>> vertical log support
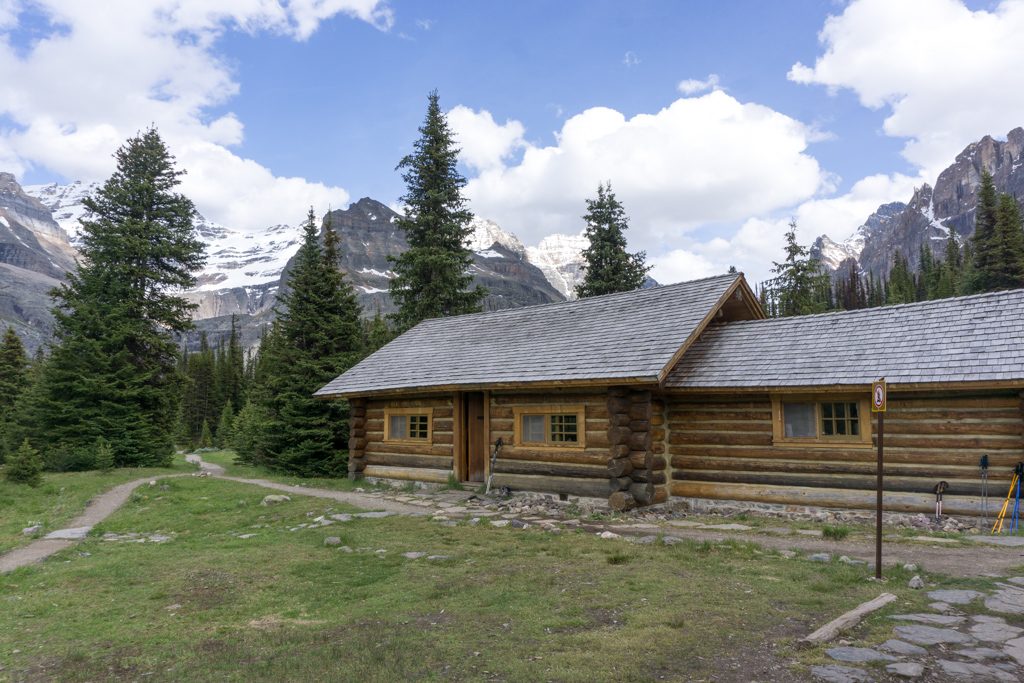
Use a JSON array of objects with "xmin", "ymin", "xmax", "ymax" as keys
[
  {"xmin": 607, "ymin": 388, "xmax": 655, "ymax": 511},
  {"xmin": 348, "ymin": 398, "xmax": 367, "ymax": 480}
]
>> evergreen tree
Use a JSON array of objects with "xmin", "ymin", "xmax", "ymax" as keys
[
  {"xmin": 94, "ymin": 437, "xmax": 115, "ymax": 471},
  {"xmin": 967, "ymin": 170, "xmax": 1001, "ymax": 293},
  {"xmin": 389, "ymin": 90, "xmax": 485, "ymax": 331},
  {"xmin": 575, "ymin": 182, "xmax": 650, "ymax": 298},
  {"xmin": 179, "ymin": 334, "xmax": 217, "ymax": 447},
  {"xmin": 0, "ymin": 327, "xmax": 28, "ymax": 460},
  {"xmin": 363, "ymin": 306, "xmax": 394, "ymax": 353},
  {"xmin": 935, "ymin": 233, "xmax": 962, "ymax": 299},
  {"xmin": 215, "ymin": 401, "xmax": 234, "ymax": 449},
  {"xmin": 990, "ymin": 193, "xmax": 1024, "ymax": 290},
  {"xmin": 25, "ymin": 129, "xmax": 205, "ymax": 467},
  {"xmin": 199, "ymin": 420, "xmax": 212, "ymax": 448},
  {"xmin": 765, "ymin": 221, "xmax": 832, "ymax": 317},
  {"xmin": 231, "ymin": 399, "xmax": 267, "ymax": 463},
  {"xmin": 255, "ymin": 209, "xmax": 363, "ymax": 476},
  {"xmin": 886, "ymin": 252, "xmax": 916, "ymax": 304},
  {"xmin": 5, "ymin": 439, "xmax": 43, "ymax": 486}
]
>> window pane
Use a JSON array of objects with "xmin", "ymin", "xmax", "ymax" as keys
[
  {"xmin": 522, "ymin": 415, "xmax": 545, "ymax": 442},
  {"xmin": 389, "ymin": 415, "xmax": 407, "ymax": 439},
  {"xmin": 849, "ymin": 403, "xmax": 858, "ymax": 418},
  {"xmin": 836, "ymin": 420, "xmax": 847, "ymax": 435},
  {"xmin": 550, "ymin": 414, "xmax": 578, "ymax": 443},
  {"xmin": 834, "ymin": 403, "xmax": 846, "ymax": 419},
  {"xmin": 822, "ymin": 403, "xmax": 833, "ymax": 419},
  {"xmin": 409, "ymin": 415, "xmax": 429, "ymax": 439},
  {"xmin": 850, "ymin": 420, "xmax": 860, "ymax": 436},
  {"xmin": 822, "ymin": 421, "xmax": 834, "ymax": 436},
  {"xmin": 783, "ymin": 403, "xmax": 816, "ymax": 437}
]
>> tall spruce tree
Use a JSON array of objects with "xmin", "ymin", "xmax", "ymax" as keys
[
  {"xmin": 389, "ymin": 90, "xmax": 485, "ymax": 331},
  {"xmin": 24, "ymin": 129, "xmax": 205, "ymax": 467},
  {"xmin": 255, "ymin": 209, "xmax": 363, "ymax": 476},
  {"xmin": 991, "ymin": 193, "xmax": 1024, "ymax": 290},
  {"xmin": 0, "ymin": 327, "xmax": 28, "ymax": 460},
  {"xmin": 575, "ymin": 182, "xmax": 650, "ymax": 298},
  {"xmin": 766, "ymin": 221, "xmax": 832, "ymax": 317},
  {"xmin": 886, "ymin": 252, "xmax": 916, "ymax": 304},
  {"xmin": 967, "ymin": 170, "xmax": 1001, "ymax": 293}
]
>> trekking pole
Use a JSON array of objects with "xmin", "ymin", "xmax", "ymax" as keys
[
  {"xmin": 980, "ymin": 454, "xmax": 990, "ymax": 523},
  {"xmin": 484, "ymin": 438, "xmax": 503, "ymax": 495},
  {"xmin": 1013, "ymin": 463, "xmax": 1024, "ymax": 533},
  {"xmin": 934, "ymin": 481, "xmax": 948, "ymax": 521},
  {"xmin": 992, "ymin": 471, "xmax": 1019, "ymax": 534}
]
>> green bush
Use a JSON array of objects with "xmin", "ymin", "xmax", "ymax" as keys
[
  {"xmin": 94, "ymin": 437, "xmax": 115, "ymax": 471},
  {"xmin": 822, "ymin": 524, "xmax": 851, "ymax": 541},
  {"xmin": 5, "ymin": 438, "xmax": 43, "ymax": 486}
]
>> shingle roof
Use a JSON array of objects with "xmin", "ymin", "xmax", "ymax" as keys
[
  {"xmin": 316, "ymin": 273, "xmax": 744, "ymax": 397},
  {"xmin": 665, "ymin": 288, "xmax": 1024, "ymax": 389}
]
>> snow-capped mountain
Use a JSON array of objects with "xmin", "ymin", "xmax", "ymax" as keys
[
  {"xmin": 25, "ymin": 179, "xmax": 98, "ymax": 242},
  {"xmin": 526, "ymin": 232, "xmax": 589, "ymax": 299}
]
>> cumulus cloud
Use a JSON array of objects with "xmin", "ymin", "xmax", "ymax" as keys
[
  {"xmin": 677, "ymin": 74, "xmax": 720, "ymax": 95},
  {"xmin": 0, "ymin": 0, "xmax": 391, "ymax": 230},
  {"xmin": 622, "ymin": 51, "xmax": 640, "ymax": 67},
  {"xmin": 789, "ymin": 0, "xmax": 1024, "ymax": 176},
  {"xmin": 457, "ymin": 90, "xmax": 829, "ymax": 253},
  {"xmin": 447, "ymin": 106, "xmax": 525, "ymax": 173}
]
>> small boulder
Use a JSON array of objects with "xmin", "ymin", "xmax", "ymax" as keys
[
  {"xmin": 338, "ymin": 546, "xmax": 353, "ymax": 553},
  {"xmin": 510, "ymin": 519, "xmax": 529, "ymax": 529},
  {"xmin": 21, "ymin": 524, "xmax": 42, "ymax": 536},
  {"xmin": 809, "ymin": 553, "xmax": 832, "ymax": 563},
  {"xmin": 886, "ymin": 662, "xmax": 924, "ymax": 679},
  {"xmin": 261, "ymin": 495, "xmax": 291, "ymax": 506},
  {"xmin": 402, "ymin": 551, "xmax": 426, "ymax": 559},
  {"xmin": 598, "ymin": 531, "xmax": 621, "ymax": 540},
  {"xmin": 908, "ymin": 575, "xmax": 925, "ymax": 589},
  {"xmin": 902, "ymin": 563, "xmax": 919, "ymax": 572},
  {"xmin": 323, "ymin": 536, "xmax": 342, "ymax": 546}
]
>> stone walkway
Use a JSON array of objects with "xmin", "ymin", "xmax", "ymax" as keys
[{"xmin": 812, "ymin": 582, "xmax": 1024, "ymax": 681}]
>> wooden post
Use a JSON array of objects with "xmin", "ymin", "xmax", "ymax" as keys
[{"xmin": 875, "ymin": 410, "xmax": 883, "ymax": 580}]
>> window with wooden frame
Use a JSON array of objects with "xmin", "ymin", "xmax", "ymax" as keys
[
  {"xmin": 384, "ymin": 407, "xmax": 433, "ymax": 443},
  {"xmin": 770, "ymin": 396, "xmax": 871, "ymax": 447},
  {"xmin": 512, "ymin": 405, "xmax": 586, "ymax": 448}
]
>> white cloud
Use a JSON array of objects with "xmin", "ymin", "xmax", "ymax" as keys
[
  {"xmin": 458, "ymin": 90, "xmax": 829, "ymax": 253},
  {"xmin": 622, "ymin": 51, "xmax": 640, "ymax": 67},
  {"xmin": 447, "ymin": 106, "xmax": 525, "ymax": 173},
  {"xmin": 677, "ymin": 74, "xmax": 720, "ymax": 95},
  {"xmin": 0, "ymin": 0, "xmax": 391, "ymax": 230},
  {"xmin": 789, "ymin": 0, "xmax": 1024, "ymax": 176}
]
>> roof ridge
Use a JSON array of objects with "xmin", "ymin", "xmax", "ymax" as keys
[
  {"xmin": 416, "ymin": 272, "xmax": 739, "ymax": 328},
  {"xmin": 711, "ymin": 286, "xmax": 1024, "ymax": 329}
]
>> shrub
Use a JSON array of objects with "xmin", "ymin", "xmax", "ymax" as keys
[
  {"xmin": 94, "ymin": 437, "xmax": 115, "ymax": 471},
  {"xmin": 823, "ymin": 524, "xmax": 851, "ymax": 541},
  {"xmin": 5, "ymin": 438, "xmax": 43, "ymax": 486}
]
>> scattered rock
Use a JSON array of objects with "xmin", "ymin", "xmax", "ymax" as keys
[
  {"xmin": 21, "ymin": 525, "xmax": 41, "ymax": 536},
  {"xmin": 427, "ymin": 555, "xmax": 450, "ymax": 561},
  {"xmin": 970, "ymin": 620, "xmax": 1023, "ymax": 643},
  {"xmin": 1006, "ymin": 577, "xmax": 1024, "ymax": 586},
  {"xmin": 662, "ymin": 536, "xmax": 684, "ymax": 546},
  {"xmin": 165, "ymin": 603, "xmax": 182, "ymax": 611},
  {"xmin": 902, "ymin": 563, "xmax": 919, "ymax": 572},
  {"xmin": 809, "ymin": 553, "xmax": 831, "ymax": 563},
  {"xmin": 402, "ymin": 551, "xmax": 426, "ymax": 559},
  {"xmin": 237, "ymin": 534, "xmax": 256, "ymax": 539},
  {"xmin": 43, "ymin": 527, "xmax": 90, "ymax": 540},
  {"xmin": 797, "ymin": 529, "xmax": 824, "ymax": 537},
  {"xmin": 1003, "ymin": 635, "xmax": 1024, "ymax": 665},
  {"xmin": 330, "ymin": 514, "xmax": 353, "ymax": 522},
  {"xmin": 338, "ymin": 546, "xmax": 353, "ymax": 553},
  {"xmin": 908, "ymin": 575, "xmax": 925, "ymax": 589},
  {"xmin": 260, "ymin": 495, "xmax": 290, "ymax": 506},
  {"xmin": 697, "ymin": 523, "xmax": 752, "ymax": 531},
  {"xmin": 886, "ymin": 662, "xmax": 925, "ymax": 679},
  {"xmin": 888, "ymin": 613, "xmax": 964, "ymax": 626},
  {"xmin": 825, "ymin": 646, "xmax": 897, "ymax": 663},
  {"xmin": 936, "ymin": 659, "xmax": 1018, "ymax": 681},
  {"xmin": 985, "ymin": 585, "xmax": 1024, "ymax": 615},
  {"xmin": 629, "ymin": 535, "xmax": 658, "ymax": 545},
  {"xmin": 955, "ymin": 647, "xmax": 1011, "ymax": 661},
  {"xmin": 810, "ymin": 664, "xmax": 873, "ymax": 682},
  {"xmin": 929, "ymin": 602, "xmax": 952, "ymax": 611},
  {"xmin": 927, "ymin": 589, "xmax": 982, "ymax": 605},
  {"xmin": 838, "ymin": 555, "xmax": 866, "ymax": 566},
  {"xmin": 598, "ymin": 531, "xmax": 621, "ymax": 540},
  {"xmin": 879, "ymin": 639, "xmax": 928, "ymax": 656},
  {"xmin": 355, "ymin": 511, "xmax": 394, "ymax": 519},
  {"xmin": 779, "ymin": 550, "xmax": 797, "ymax": 559},
  {"xmin": 894, "ymin": 624, "xmax": 973, "ymax": 645},
  {"xmin": 510, "ymin": 519, "xmax": 529, "ymax": 529},
  {"xmin": 323, "ymin": 537, "xmax": 342, "ymax": 546},
  {"xmin": 490, "ymin": 520, "xmax": 510, "ymax": 528}
]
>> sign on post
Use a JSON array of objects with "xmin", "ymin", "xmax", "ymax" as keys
[{"xmin": 872, "ymin": 377, "xmax": 886, "ymax": 579}]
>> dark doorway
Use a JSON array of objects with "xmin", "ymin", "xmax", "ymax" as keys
[{"xmin": 462, "ymin": 392, "xmax": 486, "ymax": 482}]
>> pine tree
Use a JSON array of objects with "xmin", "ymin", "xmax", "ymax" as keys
[
  {"xmin": 991, "ymin": 193, "xmax": 1024, "ymax": 290},
  {"xmin": 94, "ymin": 437, "xmax": 115, "ymax": 471},
  {"xmin": 231, "ymin": 399, "xmax": 267, "ymax": 463},
  {"xmin": 26, "ymin": 129, "xmax": 205, "ymax": 467},
  {"xmin": 389, "ymin": 90, "xmax": 485, "ymax": 331},
  {"xmin": 766, "ymin": 221, "xmax": 832, "ymax": 317},
  {"xmin": 886, "ymin": 252, "xmax": 916, "ymax": 304},
  {"xmin": 967, "ymin": 170, "xmax": 1001, "ymax": 293},
  {"xmin": 934, "ymin": 233, "xmax": 962, "ymax": 300},
  {"xmin": 0, "ymin": 327, "xmax": 28, "ymax": 461},
  {"xmin": 363, "ymin": 306, "xmax": 394, "ymax": 354},
  {"xmin": 216, "ymin": 401, "xmax": 234, "ymax": 449},
  {"xmin": 575, "ymin": 182, "xmax": 650, "ymax": 298},
  {"xmin": 255, "ymin": 209, "xmax": 363, "ymax": 476},
  {"xmin": 179, "ymin": 334, "xmax": 217, "ymax": 447},
  {"xmin": 5, "ymin": 438, "xmax": 43, "ymax": 486}
]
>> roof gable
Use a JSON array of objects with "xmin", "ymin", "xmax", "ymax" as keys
[
  {"xmin": 317, "ymin": 273, "xmax": 758, "ymax": 398},
  {"xmin": 665, "ymin": 288, "xmax": 1024, "ymax": 389}
]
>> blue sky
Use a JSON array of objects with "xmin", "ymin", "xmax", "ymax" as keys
[{"xmin": 0, "ymin": 0, "xmax": 1020, "ymax": 283}]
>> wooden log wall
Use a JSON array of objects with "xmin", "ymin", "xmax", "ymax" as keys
[
  {"xmin": 607, "ymin": 388, "xmax": 665, "ymax": 510},
  {"xmin": 667, "ymin": 391, "xmax": 1024, "ymax": 516},
  {"xmin": 487, "ymin": 392, "xmax": 609, "ymax": 498},
  {"xmin": 347, "ymin": 398, "xmax": 367, "ymax": 480},
  {"xmin": 361, "ymin": 396, "xmax": 454, "ymax": 482}
]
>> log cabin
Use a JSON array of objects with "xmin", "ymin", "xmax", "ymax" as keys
[{"xmin": 316, "ymin": 272, "xmax": 1024, "ymax": 516}]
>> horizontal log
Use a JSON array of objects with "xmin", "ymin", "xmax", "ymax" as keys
[
  {"xmin": 489, "ymin": 473, "xmax": 607, "ymax": 498},
  {"xmin": 608, "ymin": 458, "xmax": 633, "ymax": 477},
  {"xmin": 669, "ymin": 432, "xmax": 774, "ymax": 447},
  {"xmin": 650, "ymin": 427, "xmax": 666, "ymax": 441},
  {"xmin": 433, "ymin": 419, "xmax": 453, "ymax": 433},
  {"xmin": 668, "ymin": 410, "xmax": 773, "ymax": 422},
  {"xmin": 349, "ymin": 437, "xmax": 367, "ymax": 451},
  {"xmin": 880, "ymin": 419, "xmax": 1021, "ymax": 436},
  {"xmin": 611, "ymin": 444, "xmax": 630, "ymax": 458},
  {"xmin": 652, "ymin": 486, "xmax": 668, "ymax": 505},
  {"xmin": 628, "ymin": 432, "xmax": 648, "ymax": 451},
  {"xmin": 363, "ymin": 465, "xmax": 451, "ymax": 484},
  {"xmin": 879, "ymin": 434, "xmax": 1020, "ymax": 450},
  {"xmin": 608, "ymin": 397, "xmax": 631, "ymax": 415},
  {"xmin": 629, "ymin": 481, "xmax": 654, "ymax": 505},
  {"xmin": 650, "ymin": 455, "xmax": 666, "ymax": 471},
  {"xmin": 498, "ymin": 447, "xmax": 609, "ymax": 466},
  {"xmin": 433, "ymin": 432, "xmax": 453, "ymax": 446},
  {"xmin": 493, "ymin": 393, "xmax": 604, "ymax": 407},
  {"xmin": 651, "ymin": 413, "xmax": 665, "ymax": 427},
  {"xmin": 884, "ymin": 408, "xmax": 1020, "ymax": 420},
  {"xmin": 667, "ymin": 444, "xmax": 1024, "ymax": 465},
  {"xmin": 629, "ymin": 391, "xmax": 651, "ymax": 403},
  {"xmin": 494, "ymin": 459, "xmax": 608, "ymax": 479},
  {"xmin": 670, "ymin": 481, "xmax": 991, "ymax": 516},
  {"xmin": 668, "ymin": 402, "xmax": 772, "ymax": 414},
  {"xmin": 608, "ymin": 426, "xmax": 632, "ymax": 446},
  {"xmin": 675, "ymin": 469, "xmax": 991, "ymax": 496},
  {"xmin": 631, "ymin": 470, "xmax": 666, "ymax": 485},
  {"xmin": 671, "ymin": 455, "xmax": 1016, "ymax": 482},
  {"xmin": 490, "ymin": 418, "xmax": 514, "ymax": 432},
  {"xmin": 365, "ymin": 441, "xmax": 452, "ymax": 457},
  {"xmin": 629, "ymin": 450, "xmax": 651, "ymax": 469},
  {"xmin": 629, "ymin": 419, "xmax": 650, "ymax": 432},
  {"xmin": 651, "ymin": 442, "xmax": 666, "ymax": 455},
  {"xmin": 628, "ymin": 404, "xmax": 649, "ymax": 421},
  {"xmin": 364, "ymin": 452, "xmax": 453, "ymax": 470},
  {"xmin": 669, "ymin": 420, "xmax": 772, "ymax": 433},
  {"xmin": 610, "ymin": 476, "xmax": 632, "ymax": 493}
]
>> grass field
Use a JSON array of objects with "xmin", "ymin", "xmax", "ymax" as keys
[
  {"xmin": 0, "ymin": 468, "xmax": 977, "ymax": 682},
  {"xmin": 0, "ymin": 460, "xmax": 192, "ymax": 555}
]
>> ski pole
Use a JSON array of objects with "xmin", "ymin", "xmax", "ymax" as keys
[
  {"xmin": 980, "ymin": 454, "xmax": 989, "ymax": 522},
  {"xmin": 992, "ymin": 472, "xmax": 1018, "ymax": 534},
  {"xmin": 484, "ymin": 438, "xmax": 503, "ymax": 495},
  {"xmin": 934, "ymin": 481, "xmax": 948, "ymax": 521}
]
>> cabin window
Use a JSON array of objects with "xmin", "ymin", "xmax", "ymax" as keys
[
  {"xmin": 512, "ymin": 405, "xmax": 586, "ymax": 448},
  {"xmin": 384, "ymin": 407, "xmax": 433, "ymax": 442},
  {"xmin": 772, "ymin": 397, "xmax": 870, "ymax": 447}
]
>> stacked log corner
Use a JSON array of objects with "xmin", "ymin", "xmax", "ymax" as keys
[
  {"xmin": 348, "ymin": 398, "xmax": 367, "ymax": 480},
  {"xmin": 607, "ymin": 388, "xmax": 665, "ymax": 511}
]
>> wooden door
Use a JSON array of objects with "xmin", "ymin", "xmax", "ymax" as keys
[{"xmin": 464, "ymin": 392, "xmax": 486, "ymax": 482}]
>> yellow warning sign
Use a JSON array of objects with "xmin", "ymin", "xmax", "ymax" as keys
[{"xmin": 871, "ymin": 378, "xmax": 887, "ymax": 413}]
